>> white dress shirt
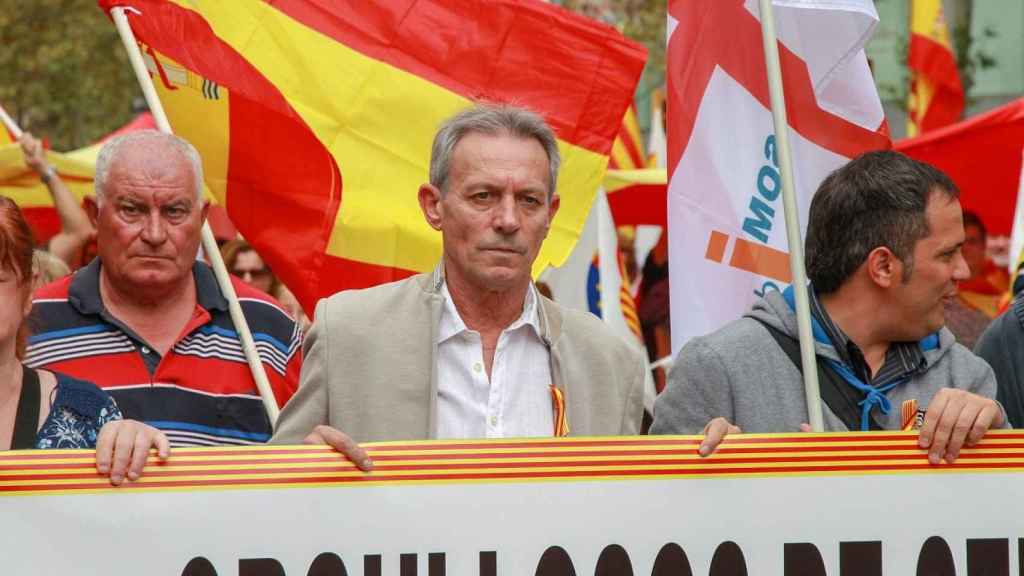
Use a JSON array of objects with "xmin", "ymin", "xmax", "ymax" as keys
[{"xmin": 435, "ymin": 282, "xmax": 554, "ymax": 439}]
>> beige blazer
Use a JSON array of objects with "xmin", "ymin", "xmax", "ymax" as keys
[{"xmin": 272, "ymin": 266, "xmax": 647, "ymax": 443}]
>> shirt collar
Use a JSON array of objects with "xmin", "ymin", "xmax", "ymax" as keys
[
  {"xmin": 437, "ymin": 281, "xmax": 541, "ymax": 343},
  {"xmin": 68, "ymin": 258, "xmax": 227, "ymax": 316},
  {"xmin": 805, "ymin": 286, "xmax": 928, "ymax": 382}
]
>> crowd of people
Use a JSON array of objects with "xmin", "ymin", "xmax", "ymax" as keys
[{"xmin": 2, "ymin": 102, "xmax": 1020, "ymax": 483}]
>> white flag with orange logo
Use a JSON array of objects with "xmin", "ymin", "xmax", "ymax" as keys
[{"xmin": 666, "ymin": 0, "xmax": 891, "ymax": 354}]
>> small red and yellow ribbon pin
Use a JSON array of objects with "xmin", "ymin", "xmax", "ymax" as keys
[
  {"xmin": 550, "ymin": 385, "xmax": 570, "ymax": 437},
  {"xmin": 901, "ymin": 399, "xmax": 925, "ymax": 431}
]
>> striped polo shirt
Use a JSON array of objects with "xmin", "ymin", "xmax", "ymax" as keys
[{"xmin": 27, "ymin": 259, "xmax": 302, "ymax": 447}]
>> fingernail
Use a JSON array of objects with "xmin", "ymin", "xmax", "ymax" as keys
[
  {"xmin": 128, "ymin": 472, "xmax": 139, "ymax": 481},
  {"xmin": 698, "ymin": 445, "xmax": 709, "ymax": 457},
  {"xmin": 928, "ymin": 453, "xmax": 940, "ymax": 465},
  {"xmin": 918, "ymin": 437, "xmax": 929, "ymax": 448},
  {"xmin": 111, "ymin": 475, "xmax": 123, "ymax": 484},
  {"xmin": 97, "ymin": 465, "xmax": 108, "ymax": 473}
]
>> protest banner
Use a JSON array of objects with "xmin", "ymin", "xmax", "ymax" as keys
[{"xmin": 4, "ymin": 431, "xmax": 1024, "ymax": 575}]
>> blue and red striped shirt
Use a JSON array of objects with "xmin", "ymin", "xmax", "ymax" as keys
[{"xmin": 27, "ymin": 260, "xmax": 301, "ymax": 447}]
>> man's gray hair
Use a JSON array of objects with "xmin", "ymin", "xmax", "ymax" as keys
[
  {"xmin": 94, "ymin": 130, "xmax": 204, "ymax": 204},
  {"xmin": 429, "ymin": 104, "xmax": 561, "ymax": 198}
]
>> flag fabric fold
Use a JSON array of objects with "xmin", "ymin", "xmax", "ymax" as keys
[
  {"xmin": 666, "ymin": 0, "xmax": 890, "ymax": 354},
  {"xmin": 98, "ymin": 0, "xmax": 647, "ymax": 314},
  {"xmin": 896, "ymin": 97, "xmax": 1024, "ymax": 238}
]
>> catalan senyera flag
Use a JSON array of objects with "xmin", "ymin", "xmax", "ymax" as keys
[
  {"xmin": 98, "ymin": 0, "xmax": 647, "ymax": 314},
  {"xmin": 609, "ymin": 104, "xmax": 647, "ymax": 170},
  {"xmin": 907, "ymin": 0, "xmax": 964, "ymax": 137},
  {"xmin": 667, "ymin": 0, "xmax": 890, "ymax": 353}
]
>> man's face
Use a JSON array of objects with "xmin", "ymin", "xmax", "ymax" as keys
[
  {"xmin": 424, "ymin": 132, "xmax": 559, "ymax": 293},
  {"xmin": 889, "ymin": 191, "xmax": 970, "ymax": 339},
  {"xmin": 94, "ymin": 143, "xmax": 206, "ymax": 297},
  {"xmin": 961, "ymin": 222, "xmax": 986, "ymax": 279}
]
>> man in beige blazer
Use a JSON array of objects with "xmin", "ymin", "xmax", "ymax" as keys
[{"xmin": 272, "ymin": 104, "xmax": 646, "ymax": 468}]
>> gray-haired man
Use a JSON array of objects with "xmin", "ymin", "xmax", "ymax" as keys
[
  {"xmin": 30, "ymin": 130, "xmax": 303, "ymax": 464},
  {"xmin": 273, "ymin": 104, "xmax": 646, "ymax": 466}
]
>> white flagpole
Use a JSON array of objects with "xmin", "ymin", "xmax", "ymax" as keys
[
  {"xmin": 596, "ymin": 188, "xmax": 618, "ymax": 328},
  {"xmin": 0, "ymin": 103, "xmax": 24, "ymax": 139},
  {"xmin": 1007, "ymin": 149, "xmax": 1024, "ymax": 278},
  {"xmin": 110, "ymin": 6, "xmax": 280, "ymax": 425},
  {"xmin": 757, "ymin": 0, "xmax": 824, "ymax": 431}
]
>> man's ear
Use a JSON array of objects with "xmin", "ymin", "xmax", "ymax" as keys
[
  {"xmin": 418, "ymin": 184, "xmax": 444, "ymax": 231},
  {"xmin": 865, "ymin": 246, "xmax": 900, "ymax": 288},
  {"xmin": 83, "ymin": 196, "xmax": 99, "ymax": 227}
]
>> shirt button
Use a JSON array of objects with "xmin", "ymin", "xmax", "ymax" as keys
[
  {"xmin": 473, "ymin": 362, "xmax": 482, "ymax": 373},
  {"xmin": 141, "ymin": 346, "xmax": 150, "ymax": 354}
]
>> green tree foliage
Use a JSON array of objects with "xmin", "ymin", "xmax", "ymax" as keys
[
  {"xmin": 0, "ymin": 0, "xmax": 141, "ymax": 150},
  {"xmin": 559, "ymin": 0, "xmax": 666, "ymax": 74},
  {"xmin": 612, "ymin": 0, "xmax": 666, "ymax": 76}
]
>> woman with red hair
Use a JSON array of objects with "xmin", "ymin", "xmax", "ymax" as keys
[{"xmin": 0, "ymin": 196, "xmax": 167, "ymax": 483}]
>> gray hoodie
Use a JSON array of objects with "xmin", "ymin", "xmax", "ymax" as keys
[{"xmin": 651, "ymin": 290, "xmax": 999, "ymax": 434}]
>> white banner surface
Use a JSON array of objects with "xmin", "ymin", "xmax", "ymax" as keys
[{"xmin": 3, "ymin": 432, "xmax": 1024, "ymax": 575}]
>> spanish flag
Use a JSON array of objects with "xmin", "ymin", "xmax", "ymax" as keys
[
  {"xmin": 907, "ymin": 0, "xmax": 964, "ymax": 137},
  {"xmin": 0, "ymin": 136, "xmax": 96, "ymax": 244},
  {"xmin": 98, "ymin": 0, "xmax": 647, "ymax": 315}
]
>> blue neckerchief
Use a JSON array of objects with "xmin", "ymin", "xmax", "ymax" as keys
[{"xmin": 779, "ymin": 285, "xmax": 938, "ymax": 430}]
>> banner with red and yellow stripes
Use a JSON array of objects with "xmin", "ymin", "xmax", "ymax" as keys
[
  {"xmin": 907, "ymin": 0, "xmax": 964, "ymax": 136},
  {"xmin": 98, "ymin": 0, "xmax": 647, "ymax": 314},
  {"xmin": 4, "ymin": 432, "xmax": 1024, "ymax": 574}
]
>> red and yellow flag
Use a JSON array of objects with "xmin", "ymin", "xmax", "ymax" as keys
[
  {"xmin": 608, "ymin": 103, "xmax": 646, "ymax": 170},
  {"xmin": 0, "ymin": 142, "xmax": 95, "ymax": 245},
  {"xmin": 907, "ymin": 0, "xmax": 964, "ymax": 136},
  {"xmin": 0, "ymin": 113, "xmax": 158, "ymax": 243},
  {"xmin": 97, "ymin": 0, "xmax": 647, "ymax": 314},
  {"xmin": 603, "ymin": 168, "xmax": 667, "ymax": 228}
]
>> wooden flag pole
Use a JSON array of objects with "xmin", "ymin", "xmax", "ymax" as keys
[
  {"xmin": 110, "ymin": 6, "xmax": 281, "ymax": 425},
  {"xmin": 757, "ymin": 0, "xmax": 824, "ymax": 431}
]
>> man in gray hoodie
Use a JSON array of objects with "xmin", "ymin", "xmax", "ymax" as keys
[{"xmin": 652, "ymin": 151, "xmax": 1004, "ymax": 465}]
